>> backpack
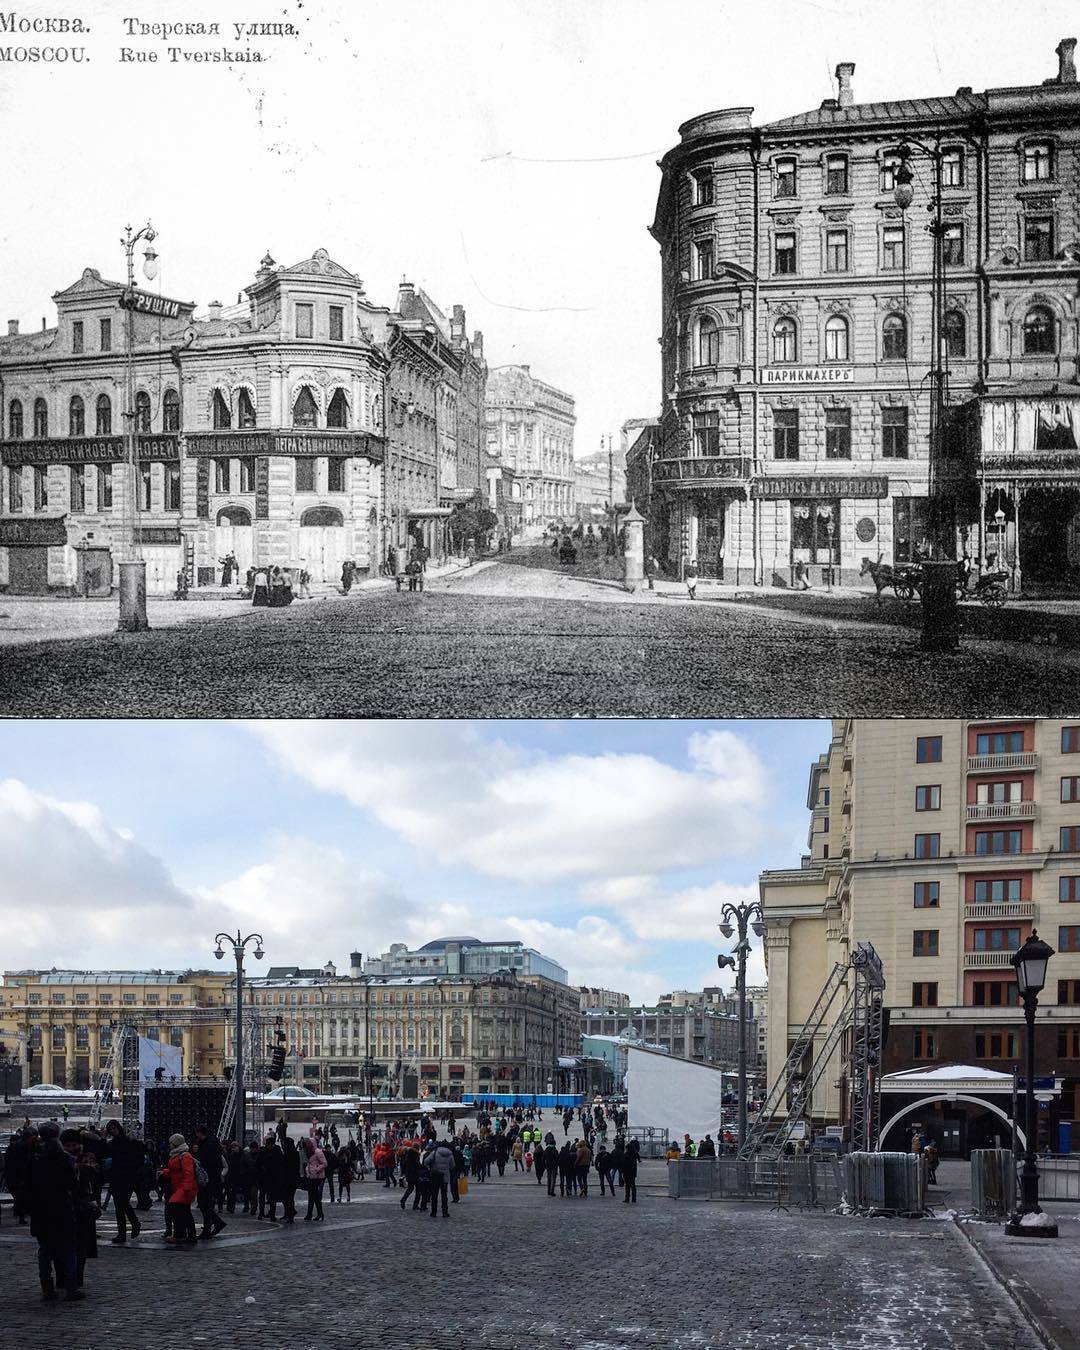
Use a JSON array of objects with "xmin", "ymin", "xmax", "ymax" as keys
[{"xmin": 191, "ymin": 1155, "xmax": 209, "ymax": 1189}]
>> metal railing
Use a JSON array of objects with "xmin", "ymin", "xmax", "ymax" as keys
[
  {"xmin": 841, "ymin": 1151, "xmax": 927, "ymax": 1216},
  {"xmin": 964, "ymin": 902, "xmax": 1035, "ymax": 920},
  {"xmin": 963, "ymin": 951, "xmax": 1016, "ymax": 968},
  {"xmin": 971, "ymin": 1148, "xmax": 1016, "ymax": 1218},
  {"xmin": 667, "ymin": 1156, "xmax": 843, "ymax": 1209},
  {"xmin": 965, "ymin": 801, "xmax": 1036, "ymax": 821},
  {"xmin": 1039, "ymin": 1155, "xmax": 1080, "ymax": 1201},
  {"xmin": 966, "ymin": 752, "xmax": 1038, "ymax": 772}
]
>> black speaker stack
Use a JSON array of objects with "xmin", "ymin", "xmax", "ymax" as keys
[{"xmin": 143, "ymin": 1084, "xmax": 229, "ymax": 1146}]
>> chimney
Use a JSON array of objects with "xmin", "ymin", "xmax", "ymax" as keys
[
  {"xmin": 208, "ymin": 300, "xmax": 223, "ymax": 321},
  {"xmin": 6, "ymin": 319, "xmax": 17, "ymax": 336},
  {"xmin": 835, "ymin": 62, "xmax": 855, "ymax": 108},
  {"xmin": 1057, "ymin": 37, "xmax": 1077, "ymax": 83},
  {"xmin": 451, "ymin": 304, "xmax": 465, "ymax": 341},
  {"xmin": 349, "ymin": 951, "xmax": 363, "ymax": 978}
]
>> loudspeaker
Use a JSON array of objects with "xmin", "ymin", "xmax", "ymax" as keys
[{"xmin": 143, "ymin": 1084, "xmax": 229, "ymax": 1146}]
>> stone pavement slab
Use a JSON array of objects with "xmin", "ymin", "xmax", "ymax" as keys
[{"xmin": 0, "ymin": 1168, "xmax": 1044, "ymax": 1349}]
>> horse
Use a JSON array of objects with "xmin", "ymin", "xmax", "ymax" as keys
[{"xmin": 860, "ymin": 555, "xmax": 920, "ymax": 606}]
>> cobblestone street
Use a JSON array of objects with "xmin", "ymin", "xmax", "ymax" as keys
[
  {"xmin": 1, "ymin": 558, "xmax": 1076, "ymax": 716},
  {"xmin": 0, "ymin": 1169, "xmax": 1043, "ymax": 1350}
]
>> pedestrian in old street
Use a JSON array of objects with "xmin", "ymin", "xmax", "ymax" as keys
[
  {"xmin": 622, "ymin": 1139, "xmax": 639, "ymax": 1204},
  {"xmin": 28, "ymin": 1122, "xmax": 81, "ymax": 1301},
  {"xmin": 594, "ymin": 1143, "xmax": 612, "ymax": 1196},
  {"xmin": 575, "ymin": 1138, "xmax": 592, "ymax": 1197},
  {"xmin": 252, "ymin": 566, "xmax": 269, "ymax": 607},
  {"xmin": 104, "ymin": 1120, "xmax": 142, "ymax": 1244},
  {"xmin": 924, "ymin": 1140, "xmax": 939, "ymax": 1184},
  {"xmin": 193, "ymin": 1124, "xmax": 227, "ymax": 1240},
  {"xmin": 424, "ymin": 1138, "xmax": 455, "ymax": 1218},
  {"xmin": 511, "ymin": 1137, "xmax": 523, "ymax": 1171},
  {"xmin": 400, "ymin": 1142, "xmax": 422, "ymax": 1211},
  {"xmin": 302, "ymin": 1138, "xmax": 327, "ymax": 1221},
  {"xmin": 278, "ymin": 1136, "xmax": 300, "ymax": 1223},
  {"xmin": 341, "ymin": 560, "xmax": 355, "ymax": 594},
  {"xmin": 160, "ymin": 1133, "xmax": 199, "ymax": 1247},
  {"xmin": 337, "ymin": 1148, "xmax": 353, "ymax": 1202},
  {"xmin": 62, "ymin": 1130, "xmax": 100, "ymax": 1292},
  {"xmin": 685, "ymin": 557, "xmax": 699, "ymax": 600}
]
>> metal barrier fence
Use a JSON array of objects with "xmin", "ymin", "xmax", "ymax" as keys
[
  {"xmin": 1039, "ymin": 1155, "xmax": 1080, "ymax": 1201},
  {"xmin": 970, "ymin": 1148, "xmax": 1016, "ymax": 1219},
  {"xmin": 624, "ymin": 1126, "xmax": 669, "ymax": 1160},
  {"xmin": 667, "ymin": 1156, "xmax": 842, "ymax": 1208},
  {"xmin": 842, "ymin": 1151, "xmax": 926, "ymax": 1216}
]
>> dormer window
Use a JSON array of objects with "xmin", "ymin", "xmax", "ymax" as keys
[
  {"xmin": 329, "ymin": 305, "xmax": 344, "ymax": 341},
  {"xmin": 825, "ymin": 154, "xmax": 849, "ymax": 195},
  {"xmin": 692, "ymin": 169, "xmax": 714, "ymax": 207},
  {"xmin": 774, "ymin": 157, "xmax": 797, "ymax": 199},
  {"xmin": 941, "ymin": 148, "xmax": 964, "ymax": 188},
  {"xmin": 100, "ymin": 318, "xmax": 112, "ymax": 352},
  {"xmin": 295, "ymin": 303, "xmax": 314, "ymax": 339},
  {"xmin": 72, "ymin": 321, "xmax": 84, "ymax": 354},
  {"xmin": 1023, "ymin": 141, "xmax": 1053, "ymax": 182}
]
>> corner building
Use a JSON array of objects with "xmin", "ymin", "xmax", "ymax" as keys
[
  {"xmin": 649, "ymin": 40, "xmax": 1080, "ymax": 586},
  {"xmin": 761, "ymin": 719, "xmax": 1080, "ymax": 1153}
]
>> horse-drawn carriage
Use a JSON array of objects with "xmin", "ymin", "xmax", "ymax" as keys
[{"xmin": 860, "ymin": 557, "xmax": 1009, "ymax": 608}]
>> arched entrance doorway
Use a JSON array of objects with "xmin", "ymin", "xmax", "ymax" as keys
[
  {"xmin": 215, "ymin": 505, "xmax": 254, "ymax": 582},
  {"xmin": 298, "ymin": 505, "xmax": 346, "ymax": 583},
  {"xmin": 879, "ymin": 1093, "xmax": 1025, "ymax": 1154}
]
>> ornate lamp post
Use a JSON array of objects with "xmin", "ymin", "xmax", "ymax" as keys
[
  {"xmin": 892, "ymin": 143, "xmax": 960, "ymax": 652},
  {"xmin": 117, "ymin": 221, "xmax": 159, "ymax": 633},
  {"xmin": 719, "ymin": 900, "xmax": 766, "ymax": 1149},
  {"xmin": 214, "ymin": 930, "xmax": 264, "ymax": 1147},
  {"xmin": 1006, "ymin": 931, "xmax": 1058, "ymax": 1237}
]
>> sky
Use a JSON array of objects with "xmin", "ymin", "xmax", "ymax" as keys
[
  {"xmin": 1, "ymin": 0, "xmax": 1076, "ymax": 460},
  {"xmin": 0, "ymin": 719, "xmax": 830, "ymax": 1001}
]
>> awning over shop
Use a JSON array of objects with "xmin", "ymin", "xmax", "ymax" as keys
[{"xmin": 406, "ymin": 507, "xmax": 453, "ymax": 519}]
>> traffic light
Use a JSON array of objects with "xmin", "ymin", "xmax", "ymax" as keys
[{"xmin": 268, "ymin": 1046, "xmax": 286, "ymax": 1081}]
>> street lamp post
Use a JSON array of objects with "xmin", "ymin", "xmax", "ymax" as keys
[
  {"xmin": 892, "ymin": 142, "xmax": 960, "ymax": 652},
  {"xmin": 117, "ymin": 221, "xmax": 159, "ymax": 633},
  {"xmin": 994, "ymin": 505, "xmax": 1007, "ymax": 575},
  {"xmin": 214, "ymin": 930, "xmax": 265, "ymax": 1148},
  {"xmin": 719, "ymin": 901, "xmax": 766, "ymax": 1149},
  {"xmin": 1006, "ymin": 931, "xmax": 1058, "ymax": 1238}
]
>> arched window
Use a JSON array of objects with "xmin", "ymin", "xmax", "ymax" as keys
[
  {"xmin": 96, "ymin": 394, "xmax": 112, "ymax": 436},
  {"xmin": 824, "ymin": 315, "xmax": 849, "ymax": 362},
  {"xmin": 212, "ymin": 389, "xmax": 231, "ymax": 429},
  {"xmin": 945, "ymin": 310, "xmax": 966, "ymax": 358},
  {"xmin": 773, "ymin": 317, "xmax": 797, "ymax": 363},
  {"xmin": 162, "ymin": 388, "xmax": 180, "ymax": 432},
  {"xmin": 292, "ymin": 387, "xmax": 318, "ymax": 428},
  {"xmin": 1023, "ymin": 305, "xmax": 1055, "ymax": 355},
  {"xmin": 69, "ymin": 395, "xmax": 85, "ymax": 437},
  {"xmin": 697, "ymin": 315, "xmax": 720, "ymax": 366},
  {"xmin": 8, "ymin": 399, "xmax": 23, "ymax": 439},
  {"xmin": 237, "ymin": 389, "xmax": 256, "ymax": 429},
  {"xmin": 33, "ymin": 398, "xmax": 48, "ymax": 438},
  {"xmin": 135, "ymin": 390, "xmax": 151, "ymax": 433},
  {"xmin": 326, "ymin": 388, "xmax": 349, "ymax": 428},
  {"xmin": 882, "ymin": 313, "xmax": 907, "ymax": 360}
]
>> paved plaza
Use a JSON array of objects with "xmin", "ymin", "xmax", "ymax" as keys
[
  {"xmin": 0, "ymin": 1164, "xmax": 1048, "ymax": 1350},
  {"xmin": 1, "ymin": 555, "xmax": 1077, "ymax": 717}
]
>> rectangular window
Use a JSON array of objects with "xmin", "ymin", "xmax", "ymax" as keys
[
  {"xmin": 774, "ymin": 158, "xmax": 797, "ymax": 198},
  {"xmin": 976, "ymin": 781, "xmax": 1022, "ymax": 805},
  {"xmin": 880, "ymin": 154, "xmax": 901, "ymax": 193},
  {"xmin": 913, "ymin": 929, "xmax": 939, "ymax": 956},
  {"xmin": 893, "ymin": 497, "xmax": 930, "ymax": 564},
  {"xmin": 100, "ymin": 318, "xmax": 112, "ymax": 352},
  {"xmin": 329, "ymin": 305, "xmax": 344, "ymax": 341},
  {"xmin": 972, "ymin": 927, "xmax": 1021, "ymax": 951},
  {"xmin": 1060, "ymin": 876, "xmax": 1080, "ymax": 902},
  {"xmin": 1064, "ymin": 727, "xmax": 1080, "ymax": 753},
  {"xmin": 914, "ymin": 881, "xmax": 939, "ymax": 908},
  {"xmin": 1024, "ymin": 216, "xmax": 1054, "ymax": 262},
  {"xmin": 941, "ymin": 149, "xmax": 964, "ymax": 187},
  {"xmin": 693, "ymin": 170, "xmax": 714, "ymax": 206},
  {"xmin": 915, "ymin": 785, "xmax": 941, "ymax": 812},
  {"xmin": 825, "ymin": 155, "xmax": 848, "ymax": 195},
  {"xmin": 1023, "ymin": 142, "xmax": 1052, "ymax": 182},
  {"xmin": 942, "ymin": 223, "xmax": 964, "ymax": 266},
  {"xmin": 1064, "ymin": 778, "xmax": 1080, "ymax": 803},
  {"xmin": 239, "ymin": 457, "xmax": 255, "ymax": 493},
  {"xmin": 97, "ymin": 465, "xmax": 113, "ymax": 511},
  {"xmin": 972, "ymin": 878, "xmax": 1023, "ymax": 903},
  {"xmin": 327, "ymin": 458, "xmax": 346, "ymax": 493},
  {"xmin": 882, "ymin": 225, "xmax": 905, "ymax": 271},
  {"xmin": 214, "ymin": 459, "xmax": 230, "ymax": 494},
  {"xmin": 33, "ymin": 465, "xmax": 48, "ymax": 511},
  {"xmin": 72, "ymin": 320, "xmax": 84, "ymax": 354},
  {"xmin": 825, "ymin": 408, "xmax": 851, "ymax": 459},
  {"xmin": 1062, "ymin": 827, "xmax": 1080, "ymax": 852},
  {"xmin": 8, "ymin": 466, "xmax": 23, "ymax": 512},
  {"xmin": 296, "ymin": 303, "xmax": 314, "ymax": 338},
  {"xmin": 138, "ymin": 462, "xmax": 151, "ymax": 511},
  {"xmin": 882, "ymin": 406, "xmax": 909, "ymax": 459},
  {"xmin": 165, "ymin": 463, "xmax": 180, "ymax": 512},
  {"xmin": 69, "ymin": 464, "xmax": 85, "ymax": 512},
  {"xmin": 912, "ymin": 981, "xmax": 938, "ymax": 1008},
  {"xmin": 1059, "ymin": 980, "xmax": 1080, "ymax": 1005},
  {"xmin": 977, "ymin": 731, "xmax": 1024, "ymax": 755},
  {"xmin": 692, "ymin": 410, "xmax": 720, "ymax": 456},
  {"xmin": 694, "ymin": 239, "xmax": 714, "ymax": 281},
  {"xmin": 773, "ymin": 408, "xmax": 799, "ymax": 461},
  {"xmin": 295, "ymin": 459, "xmax": 315, "ymax": 493},
  {"xmin": 825, "ymin": 229, "xmax": 849, "ymax": 272},
  {"xmin": 976, "ymin": 981, "xmax": 1020, "ymax": 1007},
  {"xmin": 1061, "ymin": 926, "xmax": 1080, "ymax": 953},
  {"xmin": 914, "ymin": 833, "xmax": 940, "ymax": 859},
  {"xmin": 774, "ymin": 232, "xmax": 796, "ymax": 274},
  {"xmin": 912, "ymin": 1029, "xmax": 936, "ymax": 1059},
  {"xmin": 975, "ymin": 1030, "xmax": 1018, "ymax": 1059},
  {"xmin": 974, "ymin": 829, "xmax": 1023, "ymax": 856},
  {"xmin": 1058, "ymin": 1027, "xmax": 1080, "ymax": 1058}
]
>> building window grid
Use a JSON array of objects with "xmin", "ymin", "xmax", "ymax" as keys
[
  {"xmin": 913, "ymin": 929, "xmax": 940, "ymax": 957},
  {"xmin": 773, "ymin": 408, "xmax": 799, "ymax": 461},
  {"xmin": 914, "ymin": 881, "xmax": 940, "ymax": 908},
  {"xmin": 915, "ymin": 785, "xmax": 941, "ymax": 812},
  {"xmin": 914, "ymin": 832, "xmax": 940, "ymax": 859},
  {"xmin": 824, "ymin": 407, "xmax": 850, "ymax": 459}
]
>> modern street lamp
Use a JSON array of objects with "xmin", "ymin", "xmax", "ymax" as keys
[
  {"xmin": 214, "ymin": 930, "xmax": 265, "ymax": 1148},
  {"xmin": 892, "ymin": 141, "xmax": 959, "ymax": 652},
  {"xmin": 1006, "ymin": 931, "xmax": 1058, "ymax": 1237},
  {"xmin": 117, "ymin": 220, "xmax": 159, "ymax": 633},
  {"xmin": 719, "ymin": 900, "xmax": 766, "ymax": 1149}
]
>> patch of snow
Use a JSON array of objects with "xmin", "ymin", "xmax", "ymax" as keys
[{"xmin": 1019, "ymin": 1209, "xmax": 1057, "ymax": 1229}]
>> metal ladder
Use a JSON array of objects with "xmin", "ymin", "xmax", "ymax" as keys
[
  {"xmin": 91, "ymin": 1022, "xmax": 138, "ymax": 1128},
  {"xmin": 217, "ymin": 1009, "xmax": 262, "ymax": 1141},
  {"xmin": 763, "ymin": 983, "xmax": 858, "ymax": 1158},
  {"xmin": 738, "ymin": 961, "xmax": 850, "ymax": 1160}
]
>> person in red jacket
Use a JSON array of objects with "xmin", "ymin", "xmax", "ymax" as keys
[{"xmin": 160, "ymin": 1134, "xmax": 198, "ymax": 1247}]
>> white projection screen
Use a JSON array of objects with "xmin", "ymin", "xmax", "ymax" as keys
[{"xmin": 625, "ymin": 1046, "xmax": 725, "ymax": 1141}]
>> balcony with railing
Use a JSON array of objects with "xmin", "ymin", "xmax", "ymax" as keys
[
  {"xmin": 964, "ymin": 901, "xmax": 1036, "ymax": 921},
  {"xmin": 966, "ymin": 752, "xmax": 1038, "ymax": 773},
  {"xmin": 965, "ymin": 801, "xmax": 1036, "ymax": 822},
  {"xmin": 963, "ymin": 950, "xmax": 1017, "ymax": 969}
]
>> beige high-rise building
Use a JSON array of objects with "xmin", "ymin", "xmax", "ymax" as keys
[{"xmin": 761, "ymin": 719, "xmax": 1080, "ymax": 1152}]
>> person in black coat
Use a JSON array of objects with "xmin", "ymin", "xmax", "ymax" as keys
[
  {"xmin": 192, "ymin": 1126, "xmax": 226, "ymax": 1239},
  {"xmin": 594, "ymin": 1145, "xmax": 613, "ymax": 1196},
  {"xmin": 28, "ymin": 1123, "xmax": 81, "ymax": 1301},
  {"xmin": 399, "ymin": 1143, "xmax": 423, "ymax": 1210},
  {"xmin": 494, "ymin": 1132, "xmax": 510, "ymax": 1177},
  {"xmin": 544, "ymin": 1141, "xmax": 559, "ymax": 1196},
  {"xmin": 622, "ymin": 1140, "xmax": 639, "ymax": 1204},
  {"xmin": 104, "ymin": 1120, "xmax": 142, "ymax": 1244},
  {"xmin": 278, "ymin": 1137, "xmax": 300, "ymax": 1223},
  {"xmin": 5, "ymin": 1126, "xmax": 34, "ymax": 1224},
  {"xmin": 256, "ymin": 1138, "xmax": 277, "ymax": 1219}
]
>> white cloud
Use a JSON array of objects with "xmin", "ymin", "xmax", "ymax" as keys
[
  {"xmin": 249, "ymin": 722, "xmax": 769, "ymax": 884},
  {"xmin": 580, "ymin": 874, "xmax": 761, "ymax": 944}
]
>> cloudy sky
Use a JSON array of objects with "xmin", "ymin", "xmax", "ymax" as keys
[
  {"xmin": 0, "ymin": 719, "xmax": 829, "ymax": 1001},
  {"xmin": 1, "ymin": 0, "xmax": 1074, "ymax": 459}
]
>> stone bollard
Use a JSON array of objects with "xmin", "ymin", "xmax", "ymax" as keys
[
  {"xmin": 920, "ymin": 560, "xmax": 959, "ymax": 652},
  {"xmin": 622, "ymin": 505, "xmax": 645, "ymax": 593},
  {"xmin": 117, "ymin": 560, "xmax": 149, "ymax": 632}
]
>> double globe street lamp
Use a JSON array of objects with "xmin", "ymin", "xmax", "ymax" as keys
[
  {"xmin": 718, "ymin": 900, "xmax": 766, "ymax": 1149},
  {"xmin": 214, "ymin": 930, "xmax": 265, "ymax": 1147},
  {"xmin": 1006, "ymin": 931, "xmax": 1058, "ymax": 1238}
]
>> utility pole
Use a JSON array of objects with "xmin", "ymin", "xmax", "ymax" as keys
[{"xmin": 606, "ymin": 434, "xmax": 615, "ymax": 556}]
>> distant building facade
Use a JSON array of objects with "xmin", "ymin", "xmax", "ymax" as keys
[
  {"xmin": 577, "ymin": 985, "xmax": 630, "ymax": 1012},
  {"xmin": 485, "ymin": 365, "xmax": 575, "ymax": 528},
  {"xmin": 580, "ymin": 1001, "xmax": 739, "ymax": 1069},
  {"xmin": 364, "ymin": 937, "xmax": 569, "ymax": 985}
]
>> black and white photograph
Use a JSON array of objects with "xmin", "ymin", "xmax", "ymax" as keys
[{"xmin": 2, "ymin": 3, "xmax": 1080, "ymax": 1349}]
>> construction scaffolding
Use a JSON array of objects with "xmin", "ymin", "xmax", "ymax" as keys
[
  {"xmin": 739, "ymin": 941, "xmax": 886, "ymax": 1160},
  {"xmin": 217, "ymin": 1007, "xmax": 266, "ymax": 1142}
]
